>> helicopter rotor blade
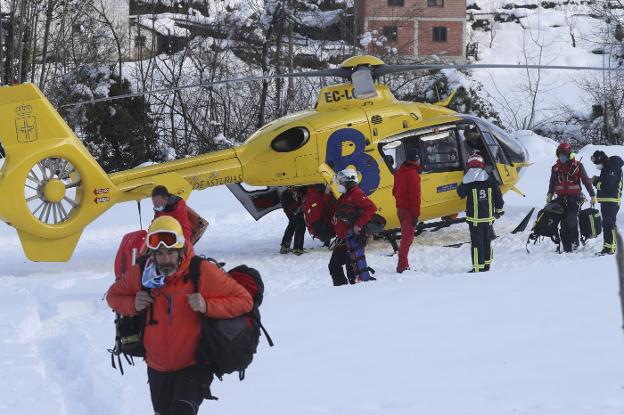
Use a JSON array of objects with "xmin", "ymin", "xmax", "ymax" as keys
[
  {"xmin": 373, "ymin": 63, "xmax": 624, "ymax": 77},
  {"xmin": 63, "ymin": 67, "xmax": 352, "ymax": 108}
]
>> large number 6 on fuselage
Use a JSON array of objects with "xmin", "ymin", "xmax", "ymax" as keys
[{"xmin": 324, "ymin": 128, "xmax": 380, "ymax": 195}]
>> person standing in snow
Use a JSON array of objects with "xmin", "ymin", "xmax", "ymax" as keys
[
  {"xmin": 329, "ymin": 168, "xmax": 377, "ymax": 285},
  {"xmin": 457, "ymin": 153, "xmax": 504, "ymax": 273},
  {"xmin": 152, "ymin": 185, "xmax": 193, "ymax": 243},
  {"xmin": 591, "ymin": 150, "xmax": 623, "ymax": 255},
  {"xmin": 279, "ymin": 186, "xmax": 307, "ymax": 255},
  {"xmin": 546, "ymin": 143, "xmax": 596, "ymax": 252},
  {"xmin": 107, "ymin": 216, "xmax": 252, "ymax": 415},
  {"xmin": 392, "ymin": 147, "xmax": 421, "ymax": 273}
]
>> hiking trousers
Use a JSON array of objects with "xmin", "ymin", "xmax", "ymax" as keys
[
  {"xmin": 601, "ymin": 202, "xmax": 620, "ymax": 253},
  {"xmin": 558, "ymin": 196, "xmax": 581, "ymax": 252},
  {"xmin": 281, "ymin": 212, "xmax": 306, "ymax": 250},
  {"xmin": 329, "ymin": 244, "xmax": 356, "ymax": 286},
  {"xmin": 397, "ymin": 207, "xmax": 415, "ymax": 270},
  {"xmin": 469, "ymin": 222, "xmax": 492, "ymax": 272},
  {"xmin": 148, "ymin": 365, "xmax": 203, "ymax": 415}
]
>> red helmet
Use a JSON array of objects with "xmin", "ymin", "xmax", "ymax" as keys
[
  {"xmin": 556, "ymin": 142, "xmax": 572, "ymax": 156},
  {"xmin": 466, "ymin": 153, "xmax": 485, "ymax": 169}
]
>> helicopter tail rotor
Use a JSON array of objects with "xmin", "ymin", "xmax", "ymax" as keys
[{"xmin": 0, "ymin": 83, "xmax": 118, "ymax": 261}]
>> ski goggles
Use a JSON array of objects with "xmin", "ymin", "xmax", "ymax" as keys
[{"xmin": 146, "ymin": 230, "xmax": 183, "ymax": 250}]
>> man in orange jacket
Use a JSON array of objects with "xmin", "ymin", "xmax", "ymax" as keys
[
  {"xmin": 392, "ymin": 148, "xmax": 421, "ymax": 273},
  {"xmin": 107, "ymin": 216, "xmax": 252, "ymax": 415}
]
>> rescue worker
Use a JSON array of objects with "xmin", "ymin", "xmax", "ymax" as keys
[
  {"xmin": 152, "ymin": 185, "xmax": 193, "ymax": 242},
  {"xmin": 546, "ymin": 142, "xmax": 596, "ymax": 252},
  {"xmin": 457, "ymin": 153, "xmax": 504, "ymax": 273},
  {"xmin": 591, "ymin": 150, "xmax": 623, "ymax": 255},
  {"xmin": 302, "ymin": 184, "xmax": 336, "ymax": 246},
  {"xmin": 279, "ymin": 186, "xmax": 307, "ymax": 255},
  {"xmin": 329, "ymin": 168, "xmax": 377, "ymax": 286},
  {"xmin": 107, "ymin": 216, "xmax": 253, "ymax": 415},
  {"xmin": 392, "ymin": 147, "xmax": 421, "ymax": 273}
]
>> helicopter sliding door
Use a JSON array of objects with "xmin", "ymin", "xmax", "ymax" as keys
[
  {"xmin": 226, "ymin": 183, "xmax": 285, "ymax": 220},
  {"xmin": 379, "ymin": 124, "xmax": 465, "ymax": 218}
]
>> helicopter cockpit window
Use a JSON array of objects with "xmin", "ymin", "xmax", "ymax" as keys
[
  {"xmin": 418, "ymin": 130, "xmax": 461, "ymax": 173},
  {"xmin": 484, "ymin": 122, "xmax": 528, "ymax": 163},
  {"xmin": 270, "ymin": 127, "xmax": 310, "ymax": 152}
]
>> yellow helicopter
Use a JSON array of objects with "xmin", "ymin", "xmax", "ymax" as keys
[{"xmin": 0, "ymin": 55, "xmax": 532, "ymax": 262}]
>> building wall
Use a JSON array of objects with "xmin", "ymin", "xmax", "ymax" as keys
[
  {"xmin": 417, "ymin": 20, "xmax": 464, "ymax": 56},
  {"xmin": 359, "ymin": 0, "xmax": 466, "ymax": 58}
]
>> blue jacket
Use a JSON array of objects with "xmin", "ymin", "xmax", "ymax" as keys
[{"xmin": 595, "ymin": 156, "xmax": 623, "ymax": 204}]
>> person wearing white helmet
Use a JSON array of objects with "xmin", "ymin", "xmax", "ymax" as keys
[
  {"xmin": 329, "ymin": 167, "xmax": 378, "ymax": 285},
  {"xmin": 457, "ymin": 153, "xmax": 504, "ymax": 273}
]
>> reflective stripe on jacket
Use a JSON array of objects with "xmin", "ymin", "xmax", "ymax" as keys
[
  {"xmin": 457, "ymin": 175, "xmax": 504, "ymax": 224},
  {"xmin": 548, "ymin": 160, "xmax": 595, "ymax": 197},
  {"xmin": 596, "ymin": 156, "xmax": 623, "ymax": 204}
]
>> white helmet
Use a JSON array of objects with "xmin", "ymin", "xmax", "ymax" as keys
[{"xmin": 335, "ymin": 168, "xmax": 359, "ymax": 185}]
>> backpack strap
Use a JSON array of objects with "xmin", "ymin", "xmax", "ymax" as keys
[
  {"xmin": 185, "ymin": 256, "xmax": 207, "ymax": 292},
  {"xmin": 138, "ymin": 258, "xmax": 156, "ymax": 325}
]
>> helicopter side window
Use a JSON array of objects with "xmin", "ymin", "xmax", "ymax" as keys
[
  {"xmin": 418, "ymin": 131, "xmax": 461, "ymax": 173},
  {"xmin": 270, "ymin": 127, "xmax": 310, "ymax": 152}
]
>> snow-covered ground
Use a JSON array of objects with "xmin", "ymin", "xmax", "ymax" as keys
[{"xmin": 1, "ymin": 134, "xmax": 624, "ymax": 414}]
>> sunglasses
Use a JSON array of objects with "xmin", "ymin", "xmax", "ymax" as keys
[{"xmin": 146, "ymin": 230, "xmax": 182, "ymax": 250}]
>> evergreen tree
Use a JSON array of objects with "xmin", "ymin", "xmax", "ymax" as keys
[{"xmin": 82, "ymin": 75, "xmax": 164, "ymax": 173}]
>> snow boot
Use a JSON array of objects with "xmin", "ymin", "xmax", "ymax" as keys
[{"xmin": 280, "ymin": 244, "xmax": 289, "ymax": 254}]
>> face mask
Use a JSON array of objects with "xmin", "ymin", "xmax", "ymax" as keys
[
  {"xmin": 153, "ymin": 205, "xmax": 164, "ymax": 212},
  {"xmin": 596, "ymin": 164, "xmax": 603, "ymax": 170},
  {"xmin": 558, "ymin": 155, "xmax": 568, "ymax": 164}
]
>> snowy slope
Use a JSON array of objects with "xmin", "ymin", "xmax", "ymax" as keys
[
  {"xmin": 2, "ymin": 135, "xmax": 624, "ymax": 414},
  {"xmin": 467, "ymin": 0, "xmax": 607, "ymax": 130}
]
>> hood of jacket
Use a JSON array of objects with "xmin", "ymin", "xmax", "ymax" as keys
[{"xmin": 462, "ymin": 168, "xmax": 489, "ymax": 184}]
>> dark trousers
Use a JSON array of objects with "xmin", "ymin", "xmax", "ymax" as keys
[
  {"xmin": 329, "ymin": 245, "xmax": 355, "ymax": 286},
  {"xmin": 281, "ymin": 212, "xmax": 306, "ymax": 250},
  {"xmin": 469, "ymin": 222, "xmax": 493, "ymax": 272},
  {"xmin": 559, "ymin": 196, "xmax": 580, "ymax": 252},
  {"xmin": 601, "ymin": 202, "xmax": 620, "ymax": 253},
  {"xmin": 148, "ymin": 365, "xmax": 203, "ymax": 415}
]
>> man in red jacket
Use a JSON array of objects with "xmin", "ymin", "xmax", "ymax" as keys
[
  {"xmin": 329, "ymin": 168, "xmax": 377, "ymax": 285},
  {"xmin": 152, "ymin": 185, "xmax": 193, "ymax": 242},
  {"xmin": 107, "ymin": 216, "xmax": 252, "ymax": 415},
  {"xmin": 392, "ymin": 148, "xmax": 421, "ymax": 273}
]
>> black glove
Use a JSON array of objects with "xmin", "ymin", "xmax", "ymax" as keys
[
  {"xmin": 412, "ymin": 216, "xmax": 419, "ymax": 226},
  {"xmin": 494, "ymin": 210, "xmax": 504, "ymax": 219}
]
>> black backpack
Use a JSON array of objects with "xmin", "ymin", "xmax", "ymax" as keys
[
  {"xmin": 579, "ymin": 208, "xmax": 602, "ymax": 243},
  {"xmin": 108, "ymin": 257, "xmax": 274, "ymax": 385},
  {"xmin": 108, "ymin": 258, "xmax": 158, "ymax": 375},
  {"xmin": 188, "ymin": 257, "xmax": 274, "ymax": 383},
  {"xmin": 527, "ymin": 201, "xmax": 564, "ymax": 251}
]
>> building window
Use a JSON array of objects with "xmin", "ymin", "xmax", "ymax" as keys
[
  {"xmin": 383, "ymin": 26, "xmax": 398, "ymax": 42},
  {"xmin": 432, "ymin": 27, "xmax": 447, "ymax": 42},
  {"xmin": 135, "ymin": 35, "xmax": 147, "ymax": 48},
  {"xmin": 388, "ymin": 0, "xmax": 404, "ymax": 6},
  {"xmin": 427, "ymin": 0, "xmax": 444, "ymax": 6}
]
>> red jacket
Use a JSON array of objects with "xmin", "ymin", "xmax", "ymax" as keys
[
  {"xmin": 392, "ymin": 162, "xmax": 421, "ymax": 216},
  {"xmin": 548, "ymin": 159, "xmax": 595, "ymax": 197},
  {"xmin": 154, "ymin": 196, "xmax": 192, "ymax": 242},
  {"xmin": 333, "ymin": 186, "xmax": 377, "ymax": 239},
  {"xmin": 106, "ymin": 244, "xmax": 253, "ymax": 372}
]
